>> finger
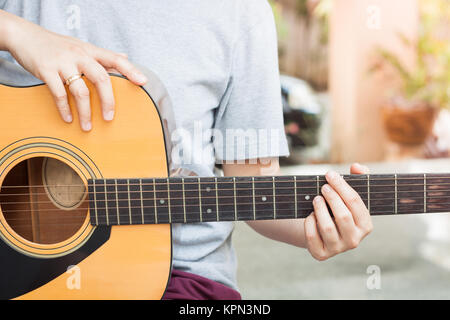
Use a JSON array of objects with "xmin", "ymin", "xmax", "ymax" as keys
[
  {"xmin": 350, "ymin": 163, "xmax": 370, "ymax": 175},
  {"xmin": 304, "ymin": 213, "xmax": 326, "ymax": 261},
  {"xmin": 312, "ymin": 195, "xmax": 341, "ymax": 251},
  {"xmin": 61, "ymin": 70, "xmax": 91, "ymax": 131},
  {"xmin": 325, "ymin": 171, "xmax": 370, "ymax": 227},
  {"xmin": 42, "ymin": 73, "xmax": 73, "ymax": 123},
  {"xmin": 105, "ymin": 68, "xmax": 120, "ymax": 74},
  {"xmin": 79, "ymin": 60, "xmax": 115, "ymax": 121},
  {"xmin": 107, "ymin": 53, "xmax": 127, "ymax": 74},
  {"xmin": 94, "ymin": 49, "xmax": 147, "ymax": 85},
  {"xmin": 321, "ymin": 184, "xmax": 358, "ymax": 247}
]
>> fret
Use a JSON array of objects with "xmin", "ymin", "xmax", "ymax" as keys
[
  {"xmin": 153, "ymin": 179, "xmax": 158, "ymax": 224},
  {"xmin": 316, "ymin": 176, "xmax": 320, "ymax": 196},
  {"xmin": 215, "ymin": 177, "xmax": 219, "ymax": 222},
  {"xmin": 397, "ymin": 174, "xmax": 425, "ymax": 214},
  {"xmin": 394, "ymin": 174, "xmax": 398, "ymax": 214},
  {"xmin": 183, "ymin": 178, "xmax": 187, "ymax": 223},
  {"xmin": 152, "ymin": 179, "xmax": 158, "ymax": 224},
  {"xmin": 424, "ymin": 174, "xmax": 450, "ymax": 213},
  {"xmin": 139, "ymin": 179, "xmax": 144, "ymax": 224},
  {"xmin": 105, "ymin": 179, "xmax": 118, "ymax": 225},
  {"xmin": 104, "ymin": 179, "xmax": 109, "ymax": 225},
  {"xmin": 367, "ymin": 174, "xmax": 395, "ymax": 215},
  {"xmin": 234, "ymin": 177, "xmax": 253, "ymax": 221},
  {"xmin": 129, "ymin": 178, "xmax": 143, "ymax": 224},
  {"xmin": 367, "ymin": 175, "xmax": 370, "ymax": 212},
  {"xmin": 198, "ymin": 177, "xmax": 202, "ymax": 222},
  {"xmin": 127, "ymin": 179, "xmax": 133, "ymax": 224},
  {"xmin": 116, "ymin": 179, "xmax": 130, "ymax": 224},
  {"xmin": 167, "ymin": 178, "xmax": 184, "ymax": 223},
  {"xmin": 253, "ymin": 176, "xmax": 275, "ymax": 220},
  {"xmin": 127, "ymin": 179, "xmax": 132, "ymax": 224},
  {"xmin": 274, "ymin": 176, "xmax": 296, "ymax": 219},
  {"xmin": 217, "ymin": 177, "xmax": 235, "ymax": 221},
  {"xmin": 272, "ymin": 177, "xmax": 276, "ymax": 219},
  {"xmin": 167, "ymin": 178, "xmax": 172, "ymax": 223},
  {"xmin": 233, "ymin": 177, "xmax": 237, "ymax": 221},
  {"xmin": 199, "ymin": 177, "xmax": 218, "ymax": 223},
  {"xmin": 154, "ymin": 178, "xmax": 170, "ymax": 224},
  {"xmin": 346, "ymin": 175, "xmax": 370, "ymax": 210},
  {"xmin": 294, "ymin": 176, "xmax": 297, "ymax": 218},
  {"xmin": 424, "ymin": 174, "xmax": 427, "ymax": 213},
  {"xmin": 252, "ymin": 177, "xmax": 256, "ymax": 220},
  {"xmin": 94, "ymin": 179, "xmax": 107, "ymax": 225},
  {"xmin": 184, "ymin": 177, "xmax": 201, "ymax": 223},
  {"xmin": 295, "ymin": 175, "xmax": 318, "ymax": 218},
  {"xmin": 141, "ymin": 178, "xmax": 155, "ymax": 224},
  {"xmin": 115, "ymin": 179, "xmax": 120, "ymax": 225}
]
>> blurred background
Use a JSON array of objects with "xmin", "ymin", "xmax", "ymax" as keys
[{"xmin": 234, "ymin": 0, "xmax": 450, "ymax": 299}]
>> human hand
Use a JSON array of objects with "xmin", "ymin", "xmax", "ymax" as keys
[
  {"xmin": 304, "ymin": 163, "xmax": 373, "ymax": 261},
  {"xmin": 5, "ymin": 15, "xmax": 147, "ymax": 131}
]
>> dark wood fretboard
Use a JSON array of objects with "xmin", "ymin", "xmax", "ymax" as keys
[{"xmin": 87, "ymin": 174, "xmax": 450, "ymax": 226}]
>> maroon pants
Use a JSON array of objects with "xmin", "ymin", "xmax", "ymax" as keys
[{"xmin": 162, "ymin": 269, "xmax": 241, "ymax": 300}]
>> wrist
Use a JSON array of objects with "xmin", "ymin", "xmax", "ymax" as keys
[{"xmin": 293, "ymin": 219, "xmax": 308, "ymax": 248}]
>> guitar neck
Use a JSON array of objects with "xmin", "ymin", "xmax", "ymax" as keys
[{"xmin": 88, "ymin": 173, "xmax": 450, "ymax": 226}]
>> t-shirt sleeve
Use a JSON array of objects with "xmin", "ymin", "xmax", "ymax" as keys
[{"xmin": 213, "ymin": 2, "xmax": 289, "ymax": 162}]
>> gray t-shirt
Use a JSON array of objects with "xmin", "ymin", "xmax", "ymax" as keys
[{"xmin": 0, "ymin": 0, "xmax": 289, "ymax": 291}]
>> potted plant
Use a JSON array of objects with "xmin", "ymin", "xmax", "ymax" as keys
[{"xmin": 373, "ymin": 0, "xmax": 449, "ymax": 146}]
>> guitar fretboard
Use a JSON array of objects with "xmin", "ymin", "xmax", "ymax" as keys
[{"xmin": 87, "ymin": 174, "xmax": 450, "ymax": 226}]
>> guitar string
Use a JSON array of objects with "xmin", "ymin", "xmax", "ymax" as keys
[
  {"xmin": 0, "ymin": 185, "xmax": 450, "ymax": 205},
  {"xmin": 0, "ymin": 180, "xmax": 449, "ymax": 198},
  {"xmin": 0, "ymin": 174, "xmax": 450, "ymax": 189},
  {"xmin": 0, "ymin": 190, "xmax": 449, "ymax": 207},
  {"xmin": 0, "ymin": 197, "xmax": 447, "ymax": 221},
  {"xmin": 0, "ymin": 203, "xmax": 442, "ymax": 227}
]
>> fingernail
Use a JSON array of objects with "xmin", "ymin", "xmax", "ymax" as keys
[
  {"xmin": 354, "ymin": 163, "xmax": 363, "ymax": 169},
  {"xmin": 314, "ymin": 196, "xmax": 323, "ymax": 203},
  {"xmin": 104, "ymin": 110, "xmax": 114, "ymax": 121},
  {"xmin": 82, "ymin": 122, "xmax": 92, "ymax": 131},
  {"xmin": 65, "ymin": 114, "xmax": 73, "ymax": 123},
  {"xmin": 322, "ymin": 184, "xmax": 331, "ymax": 193},
  {"xmin": 135, "ymin": 73, "xmax": 147, "ymax": 84},
  {"xmin": 326, "ymin": 171, "xmax": 340, "ymax": 180}
]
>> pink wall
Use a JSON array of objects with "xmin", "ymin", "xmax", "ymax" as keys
[{"xmin": 329, "ymin": 0, "xmax": 419, "ymax": 163}]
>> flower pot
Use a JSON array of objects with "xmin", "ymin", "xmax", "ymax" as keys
[{"xmin": 381, "ymin": 99, "xmax": 438, "ymax": 146}]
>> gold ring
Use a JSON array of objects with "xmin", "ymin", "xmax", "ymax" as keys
[{"xmin": 65, "ymin": 74, "xmax": 82, "ymax": 86}]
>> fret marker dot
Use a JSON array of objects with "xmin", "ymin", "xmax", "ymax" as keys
[
  {"xmin": 262, "ymin": 196, "xmax": 267, "ymax": 202},
  {"xmin": 206, "ymin": 187, "xmax": 211, "ymax": 192},
  {"xmin": 160, "ymin": 199, "xmax": 165, "ymax": 204},
  {"xmin": 207, "ymin": 208, "xmax": 212, "ymax": 214},
  {"xmin": 305, "ymin": 195, "xmax": 310, "ymax": 200}
]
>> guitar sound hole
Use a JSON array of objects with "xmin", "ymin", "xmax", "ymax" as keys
[{"xmin": 0, "ymin": 157, "xmax": 88, "ymax": 245}]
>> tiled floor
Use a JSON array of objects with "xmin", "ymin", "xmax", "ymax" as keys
[{"xmin": 234, "ymin": 159, "xmax": 450, "ymax": 299}]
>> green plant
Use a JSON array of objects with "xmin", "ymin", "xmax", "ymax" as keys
[
  {"xmin": 374, "ymin": 0, "xmax": 450, "ymax": 109},
  {"xmin": 269, "ymin": 0, "xmax": 331, "ymax": 43},
  {"xmin": 269, "ymin": 0, "xmax": 288, "ymax": 41}
]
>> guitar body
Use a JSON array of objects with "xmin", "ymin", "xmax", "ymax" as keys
[{"xmin": 0, "ymin": 73, "xmax": 173, "ymax": 299}]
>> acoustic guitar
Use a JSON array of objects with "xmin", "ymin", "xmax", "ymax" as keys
[{"xmin": 0, "ymin": 64, "xmax": 448, "ymax": 300}]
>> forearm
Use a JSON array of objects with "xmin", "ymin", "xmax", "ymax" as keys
[
  {"xmin": 222, "ymin": 158, "xmax": 307, "ymax": 248},
  {"xmin": 246, "ymin": 218, "xmax": 307, "ymax": 248},
  {"xmin": 0, "ymin": 9, "xmax": 20, "ymax": 51}
]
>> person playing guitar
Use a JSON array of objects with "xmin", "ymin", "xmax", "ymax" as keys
[{"xmin": 0, "ymin": 1, "xmax": 373, "ymax": 299}]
